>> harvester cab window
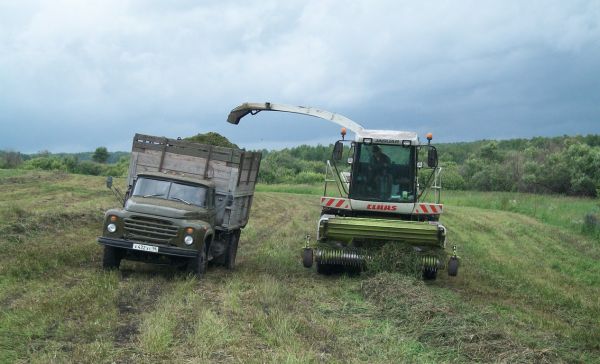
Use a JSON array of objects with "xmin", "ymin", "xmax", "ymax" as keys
[
  {"xmin": 133, "ymin": 177, "xmax": 208, "ymax": 207},
  {"xmin": 350, "ymin": 144, "xmax": 415, "ymax": 203}
]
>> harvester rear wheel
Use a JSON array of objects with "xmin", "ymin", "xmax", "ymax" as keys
[{"xmin": 447, "ymin": 257, "xmax": 459, "ymax": 276}]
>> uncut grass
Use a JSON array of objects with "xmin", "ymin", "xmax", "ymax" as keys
[
  {"xmin": 1, "ymin": 171, "xmax": 599, "ymax": 362},
  {"xmin": 256, "ymin": 182, "xmax": 600, "ymax": 241},
  {"xmin": 442, "ymin": 189, "xmax": 600, "ymax": 241},
  {"xmin": 442, "ymin": 206, "xmax": 600, "ymax": 361}
]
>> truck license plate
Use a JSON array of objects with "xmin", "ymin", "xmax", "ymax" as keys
[{"xmin": 132, "ymin": 243, "xmax": 159, "ymax": 253}]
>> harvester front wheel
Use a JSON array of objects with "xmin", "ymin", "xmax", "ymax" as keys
[
  {"xmin": 422, "ymin": 267, "xmax": 438, "ymax": 280},
  {"xmin": 447, "ymin": 257, "xmax": 459, "ymax": 276},
  {"xmin": 302, "ymin": 248, "xmax": 313, "ymax": 268},
  {"xmin": 316, "ymin": 262, "xmax": 333, "ymax": 275}
]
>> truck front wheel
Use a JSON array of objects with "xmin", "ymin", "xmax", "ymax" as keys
[
  {"xmin": 102, "ymin": 246, "xmax": 122, "ymax": 270},
  {"xmin": 188, "ymin": 244, "xmax": 207, "ymax": 278}
]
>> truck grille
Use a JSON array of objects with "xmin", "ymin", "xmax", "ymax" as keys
[{"xmin": 124, "ymin": 216, "xmax": 179, "ymax": 244}]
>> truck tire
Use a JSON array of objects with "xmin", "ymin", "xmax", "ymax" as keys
[
  {"xmin": 225, "ymin": 229, "xmax": 240, "ymax": 270},
  {"xmin": 102, "ymin": 246, "xmax": 122, "ymax": 270},
  {"xmin": 188, "ymin": 244, "xmax": 207, "ymax": 278}
]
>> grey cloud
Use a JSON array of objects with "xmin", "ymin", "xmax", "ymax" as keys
[{"xmin": 0, "ymin": 1, "xmax": 599, "ymax": 153}]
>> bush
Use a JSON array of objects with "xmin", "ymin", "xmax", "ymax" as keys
[
  {"xmin": 22, "ymin": 156, "xmax": 65, "ymax": 171},
  {"xmin": 440, "ymin": 163, "xmax": 465, "ymax": 190},
  {"xmin": 0, "ymin": 151, "xmax": 23, "ymax": 168},
  {"xmin": 582, "ymin": 212, "xmax": 600, "ymax": 239},
  {"xmin": 570, "ymin": 176, "xmax": 598, "ymax": 197},
  {"xmin": 291, "ymin": 171, "xmax": 324, "ymax": 184},
  {"xmin": 75, "ymin": 161, "xmax": 103, "ymax": 176}
]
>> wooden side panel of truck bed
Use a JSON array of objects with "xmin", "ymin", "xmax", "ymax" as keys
[{"xmin": 127, "ymin": 133, "xmax": 261, "ymax": 229}]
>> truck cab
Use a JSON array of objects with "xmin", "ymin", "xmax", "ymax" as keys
[{"xmin": 100, "ymin": 173, "xmax": 217, "ymax": 274}]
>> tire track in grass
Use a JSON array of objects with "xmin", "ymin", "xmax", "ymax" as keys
[{"xmin": 110, "ymin": 267, "xmax": 180, "ymax": 361}]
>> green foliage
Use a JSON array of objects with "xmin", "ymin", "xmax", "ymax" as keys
[
  {"xmin": 18, "ymin": 152, "xmax": 129, "ymax": 177},
  {"xmin": 92, "ymin": 146, "xmax": 109, "ymax": 163},
  {"xmin": 22, "ymin": 156, "xmax": 66, "ymax": 171},
  {"xmin": 3, "ymin": 133, "xmax": 600, "ymax": 197},
  {"xmin": 0, "ymin": 151, "xmax": 23, "ymax": 168},
  {"xmin": 258, "ymin": 146, "xmax": 330, "ymax": 184},
  {"xmin": 439, "ymin": 162, "xmax": 465, "ymax": 190},
  {"xmin": 75, "ymin": 160, "xmax": 103, "ymax": 176},
  {"xmin": 442, "ymin": 136, "xmax": 600, "ymax": 197},
  {"xmin": 186, "ymin": 132, "xmax": 239, "ymax": 148}
]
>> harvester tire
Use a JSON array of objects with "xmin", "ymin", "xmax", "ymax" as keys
[
  {"xmin": 447, "ymin": 257, "xmax": 459, "ymax": 276},
  {"xmin": 316, "ymin": 262, "xmax": 333, "ymax": 275},
  {"xmin": 422, "ymin": 267, "xmax": 438, "ymax": 280},
  {"xmin": 102, "ymin": 246, "xmax": 122, "ymax": 270},
  {"xmin": 302, "ymin": 248, "xmax": 313, "ymax": 268}
]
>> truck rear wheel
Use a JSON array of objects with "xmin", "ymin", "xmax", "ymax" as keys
[
  {"xmin": 102, "ymin": 246, "xmax": 122, "ymax": 270},
  {"xmin": 225, "ymin": 230, "xmax": 240, "ymax": 270}
]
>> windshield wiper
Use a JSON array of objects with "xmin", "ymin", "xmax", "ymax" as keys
[
  {"xmin": 170, "ymin": 197, "xmax": 191, "ymax": 205},
  {"xmin": 143, "ymin": 193, "xmax": 164, "ymax": 198}
]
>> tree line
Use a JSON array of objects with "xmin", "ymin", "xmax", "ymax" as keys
[
  {"xmin": 2, "ymin": 134, "xmax": 599, "ymax": 197},
  {"xmin": 0, "ymin": 147, "xmax": 130, "ymax": 177}
]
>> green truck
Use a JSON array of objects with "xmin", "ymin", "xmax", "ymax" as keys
[{"xmin": 98, "ymin": 134, "xmax": 261, "ymax": 277}]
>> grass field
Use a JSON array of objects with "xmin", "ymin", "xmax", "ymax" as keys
[{"xmin": 1, "ymin": 170, "xmax": 599, "ymax": 363}]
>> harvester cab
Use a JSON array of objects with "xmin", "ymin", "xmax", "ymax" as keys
[{"xmin": 228, "ymin": 102, "xmax": 459, "ymax": 279}]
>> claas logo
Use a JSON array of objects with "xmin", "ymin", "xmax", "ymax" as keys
[{"xmin": 366, "ymin": 204, "xmax": 397, "ymax": 211}]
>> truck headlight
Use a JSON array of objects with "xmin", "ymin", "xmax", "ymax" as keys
[
  {"xmin": 107, "ymin": 223, "xmax": 117, "ymax": 233},
  {"xmin": 184, "ymin": 235, "xmax": 194, "ymax": 245}
]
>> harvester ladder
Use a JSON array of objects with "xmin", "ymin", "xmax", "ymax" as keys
[
  {"xmin": 323, "ymin": 160, "xmax": 346, "ymax": 198},
  {"xmin": 431, "ymin": 167, "xmax": 442, "ymax": 204}
]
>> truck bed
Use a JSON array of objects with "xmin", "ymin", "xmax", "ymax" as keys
[{"xmin": 127, "ymin": 133, "xmax": 261, "ymax": 230}]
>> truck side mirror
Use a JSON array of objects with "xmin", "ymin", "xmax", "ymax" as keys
[
  {"xmin": 333, "ymin": 141, "xmax": 344, "ymax": 161},
  {"xmin": 427, "ymin": 147, "xmax": 438, "ymax": 168},
  {"xmin": 106, "ymin": 176, "xmax": 113, "ymax": 189}
]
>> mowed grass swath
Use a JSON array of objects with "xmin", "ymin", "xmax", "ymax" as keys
[{"xmin": 0, "ymin": 170, "xmax": 599, "ymax": 362}]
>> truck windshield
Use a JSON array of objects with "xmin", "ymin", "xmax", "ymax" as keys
[
  {"xmin": 350, "ymin": 143, "xmax": 415, "ymax": 203},
  {"xmin": 132, "ymin": 177, "xmax": 207, "ymax": 207}
]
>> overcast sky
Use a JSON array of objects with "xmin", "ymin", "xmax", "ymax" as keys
[{"xmin": 1, "ymin": 0, "xmax": 599, "ymax": 153}]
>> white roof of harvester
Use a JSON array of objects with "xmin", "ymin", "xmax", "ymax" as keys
[{"xmin": 355, "ymin": 129, "xmax": 419, "ymax": 145}]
